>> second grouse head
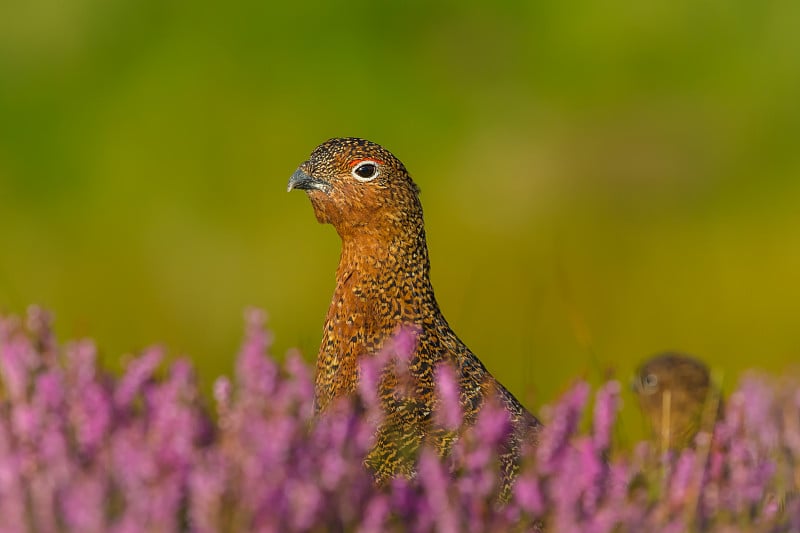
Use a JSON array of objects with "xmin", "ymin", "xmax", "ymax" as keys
[
  {"xmin": 633, "ymin": 352, "xmax": 719, "ymax": 449},
  {"xmin": 287, "ymin": 138, "xmax": 422, "ymax": 239}
]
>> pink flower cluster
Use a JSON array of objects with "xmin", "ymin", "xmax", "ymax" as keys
[{"xmin": 0, "ymin": 307, "xmax": 797, "ymax": 532}]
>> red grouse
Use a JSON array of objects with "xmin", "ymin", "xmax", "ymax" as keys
[
  {"xmin": 634, "ymin": 352, "xmax": 722, "ymax": 449},
  {"xmin": 288, "ymin": 137, "xmax": 541, "ymax": 484}
]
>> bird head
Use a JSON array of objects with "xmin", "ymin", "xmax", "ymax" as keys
[
  {"xmin": 633, "ymin": 352, "xmax": 714, "ymax": 448},
  {"xmin": 287, "ymin": 138, "xmax": 422, "ymax": 240},
  {"xmin": 633, "ymin": 353, "xmax": 710, "ymax": 400}
]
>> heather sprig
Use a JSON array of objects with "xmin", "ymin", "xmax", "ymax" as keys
[{"xmin": 0, "ymin": 306, "xmax": 798, "ymax": 532}]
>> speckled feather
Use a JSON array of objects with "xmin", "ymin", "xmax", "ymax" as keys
[{"xmin": 289, "ymin": 137, "xmax": 542, "ymax": 486}]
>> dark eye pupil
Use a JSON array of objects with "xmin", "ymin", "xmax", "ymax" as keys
[{"xmin": 355, "ymin": 163, "xmax": 376, "ymax": 178}]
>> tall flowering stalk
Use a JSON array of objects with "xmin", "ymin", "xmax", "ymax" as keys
[{"xmin": 0, "ymin": 307, "xmax": 797, "ymax": 532}]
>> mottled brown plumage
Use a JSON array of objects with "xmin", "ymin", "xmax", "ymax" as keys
[
  {"xmin": 288, "ymin": 137, "xmax": 541, "ymax": 484},
  {"xmin": 633, "ymin": 352, "xmax": 722, "ymax": 450}
]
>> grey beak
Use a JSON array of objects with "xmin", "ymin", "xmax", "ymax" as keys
[{"xmin": 287, "ymin": 168, "xmax": 331, "ymax": 193}]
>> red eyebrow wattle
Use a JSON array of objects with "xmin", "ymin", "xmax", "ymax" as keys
[{"xmin": 349, "ymin": 158, "xmax": 384, "ymax": 167}]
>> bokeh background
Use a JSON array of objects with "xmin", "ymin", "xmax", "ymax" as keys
[{"xmin": 1, "ymin": 0, "xmax": 799, "ymax": 441}]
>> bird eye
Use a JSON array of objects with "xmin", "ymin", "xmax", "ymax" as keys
[
  {"xmin": 351, "ymin": 161, "xmax": 379, "ymax": 182},
  {"xmin": 643, "ymin": 374, "xmax": 658, "ymax": 389}
]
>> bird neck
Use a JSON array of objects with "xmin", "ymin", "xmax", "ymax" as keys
[
  {"xmin": 337, "ymin": 223, "xmax": 432, "ymax": 289},
  {"xmin": 314, "ymin": 222, "xmax": 435, "ymax": 413}
]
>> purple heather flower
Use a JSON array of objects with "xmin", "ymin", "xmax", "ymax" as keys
[
  {"xmin": 358, "ymin": 348, "xmax": 389, "ymax": 411},
  {"xmin": 418, "ymin": 447, "xmax": 460, "ymax": 533},
  {"xmin": 284, "ymin": 349, "xmax": 315, "ymax": 415},
  {"xmin": 576, "ymin": 437, "xmax": 607, "ymax": 514},
  {"xmin": 0, "ymin": 331, "xmax": 37, "ymax": 402},
  {"xmin": 739, "ymin": 376, "xmax": 781, "ymax": 450},
  {"xmin": 2, "ymin": 307, "xmax": 800, "ymax": 532},
  {"xmin": 514, "ymin": 474, "xmax": 545, "ymax": 515},
  {"xmin": 59, "ymin": 473, "xmax": 108, "ymax": 533},
  {"xmin": 213, "ymin": 375, "xmax": 232, "ymax": 421},
  {"xmin": 188, "ymin": 450, "xmax": 229, "ymax": 533},
  {"xmin": 65, "ymin": 338, "xmax": 98, "ymax": 385},
  {"xmin": 592, "ymin": 380, "xmax": 620, "ymax": 452},
  {"xmin": 33, "ymin": 370, "xmax": 64, "ymax": 411},
  {"xmin": 472, "ymin": 396, "xmax": 512, "ymax": 448},
  {"xmin": 434, "ymin": 363, "xmax": 462, "ymax": 430},
  {"xmin": 71, "ymin": 380, "xmax": 112, "ymax": 455},
  {"xmin": 28, "ymin": 474, "xmax": 59, "ymax": 533},
  {"xmin": 286, "ymin": 478, "xmax": 324, "ymax": 530},
  {"xmin": 0, "ymin": 434, "xmax": 26, "ymax": 531},
  {"xmin": 357, "ymin": 494, "xmax": 390, "ymax": 533},
  {"xmin": 391, "ymin": 325, "xmax": 419, "ymax": 361},
  {"xmin": 114, "ymin": 347, "xmax": 163, "ymax": 408},
  {"xmin": 236, "ymin": 307, "xmax": 278, "ymax": 397},
  {"xmin": 11, "ymin": 403, "xmax": 39, "ymax": 442},
  {"xmin": 387, "ymin": 327, "xmax": 419, "ymax": 400},
  {"xmin": 537, "ymin": 381, "xmax": 590, "ymax": 473},
  {"xmin": 668, "ymin": 448, "xmax": 696, "ymax": 507}
]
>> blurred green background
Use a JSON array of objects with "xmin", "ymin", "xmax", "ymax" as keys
[{"xmin": 1, "ymin": 0, "xmax": 799, "ymax": 441}]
